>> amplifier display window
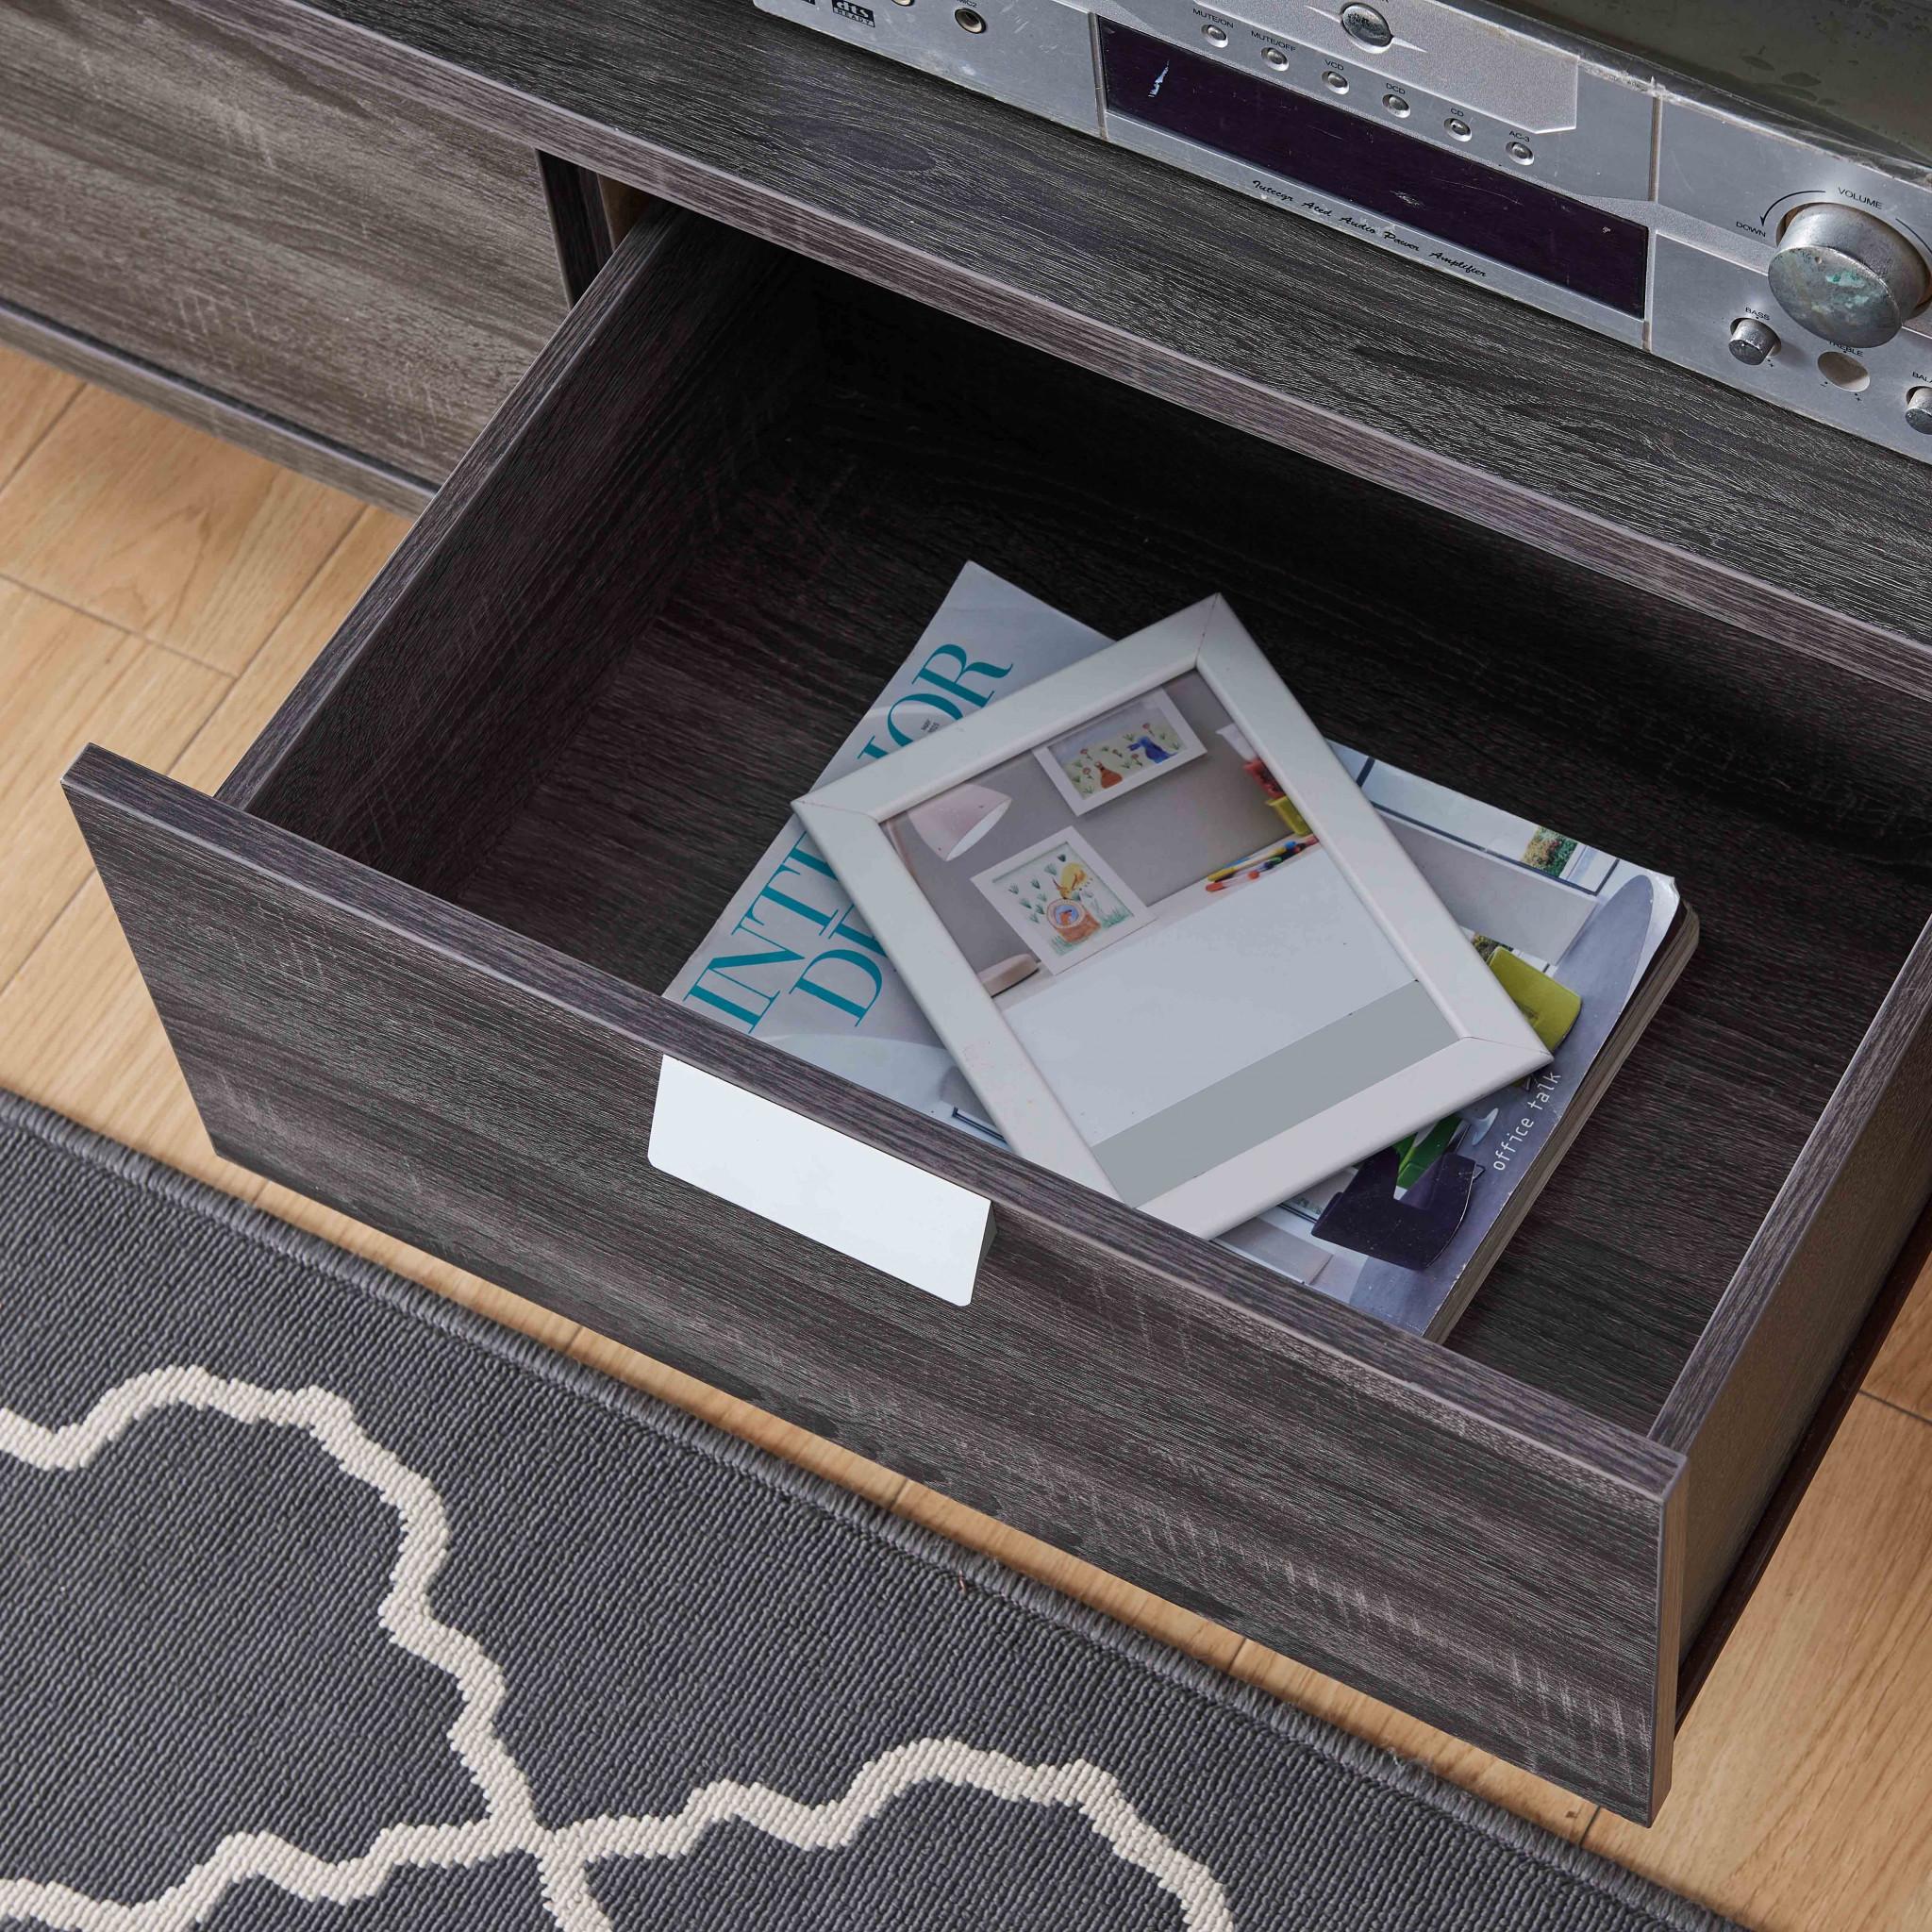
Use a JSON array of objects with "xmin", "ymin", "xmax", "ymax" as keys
[{"xmin": 1099, "ymin": 22, "xmax": 1649, "ymax": 317}]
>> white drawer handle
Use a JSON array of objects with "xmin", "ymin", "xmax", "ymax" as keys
[{"xmin": 647, "ymin": 1058, "xmax": 992, "ymax": 1306}]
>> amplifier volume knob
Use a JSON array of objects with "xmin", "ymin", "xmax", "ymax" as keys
[{"xmin": 1767, "ymin": 205, "xmax": 1930, "ymax": 349}]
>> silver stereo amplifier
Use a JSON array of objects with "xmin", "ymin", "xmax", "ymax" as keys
[{"xmin": 754, "ymin": 0, "xmax": 1932, "ymax": 461}]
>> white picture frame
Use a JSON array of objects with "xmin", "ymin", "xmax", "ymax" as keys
[
  {"xmin": 1032, "ymin": 683, "xmax": 1205, "ymax": 813},
  {"xmin": 971, "ymin": 826, "xmax": 1151, "ymax": 974},
  {"xmin": 795, "ymin": 597, "xmax": 1551, "ymax": 1240}
]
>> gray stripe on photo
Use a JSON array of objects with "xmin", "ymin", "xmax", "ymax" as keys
[{"xmin": 1091, "ymin": 979, "xmax": 1457, "ymax": 1206}]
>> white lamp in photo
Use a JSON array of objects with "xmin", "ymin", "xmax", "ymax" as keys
[{"xmin": 908, "ymin": 782, "xmax": 1010, "ymax": 860}]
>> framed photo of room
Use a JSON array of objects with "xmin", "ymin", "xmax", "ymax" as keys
[{"xmin": 796, "ymin": 598, "xmax": 1550, "ymax": 1240}]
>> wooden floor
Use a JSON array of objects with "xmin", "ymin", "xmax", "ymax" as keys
[{"xmin": 3, "ymin": 343, "xmax": 1929, "ymax": 1926}]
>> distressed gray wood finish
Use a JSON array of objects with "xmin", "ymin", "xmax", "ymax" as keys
[
  {"xmin": 539, "ymin": 154, "xmax": 619, "ymax": 304},
  {"xmin": 237, "ymin": 236, "xmax": 1932, "ymax": 1433},
  {"xmin": 1657, "ymin": 920, "xmax": 1932, "ymax": 1657},
  {"xmin": 217, "ymin": 211, "xmax": 808, "ymax": 899},
  {"xmin": 64, "ymin": 202, "xmax": 1932, "ymax": 1818},
  {"xmin": 0, "ymin": 0, "xmax": 563, "ymax": 486},
  {"xmin": 66, "ymin": 750, "xmax": 1685, "ymax": 1820},
  {"xmin": 172, "ymin": 0, "xmax": 1932, "ymax": 672},
  {"xmin": 0, "ymin": 300, "xmax": 432, "ymax": 517},
  {"xmin": 1677, "ymin": 1208, "xmax": 1932, "ymax": 1714}
]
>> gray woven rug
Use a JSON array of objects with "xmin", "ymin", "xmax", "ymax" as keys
[{"xmin": 0, "ymin": 1091, "xmax": 1734, "ymax": 1931}]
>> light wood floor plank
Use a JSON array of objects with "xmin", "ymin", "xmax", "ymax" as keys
[
  {"xmin": 1586, "ymin": 1393, "xmax": 1932, "ymax": 1926},
  {"xmin": 173, "ymin": 506, "xmax": 413, "ymax": 794},
  {"xmin": 0, "ymin": 344, "xmax": 79, "ymax": 490},
  {"xmin": 0, "ymin": 385, "xmax": 360, "ymax": 674},
  {"xmin": 0, "ymin": 579, "xmax": 225, "ymax": 984},
  {"xmin": 0, "ymin": 879, "xmax": 263, "ymax": 1199},
  {"xmin": 1866, "ymin": 1265, "xmax": 1932, "ymax": 1422}
]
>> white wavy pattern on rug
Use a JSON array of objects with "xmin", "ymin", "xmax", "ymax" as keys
[{"xmin": 0, "ymin": 1368, "xmax": 1235, "ymax": 1932}]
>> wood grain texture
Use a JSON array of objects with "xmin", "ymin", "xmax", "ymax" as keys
[
  {"xmin": 7, "ymin": 451, "xmax": 1574, "ymax": 1847},
  {"xmin": 0, "ymin": 301, "xmax": 432, "ymax": 515},
  {"xmin": 116, "ymin": 211, "xmax": 1932, "ymax": 1813},
  {"xmin": 0, "ymin": 438, "xmax": 1591, "ymax": 1839},
  {"xmin": 0, "ymin": 341, "xmax": 78, "ymax": 491},
  {"xmin": 1588, "ymin": 1396, "xmax": 1932, "ymax": 1928},
  {"xmin": 172, "ymin": 0, "xmax": 1932, "ymax": 680},
  {"xmin": 540, "ymin": 154, "xmax": 618, "ymax": 304},
  {"xmin": 1869, "ymin": 1276, "xmax": 1932, "ymax": 1424},
  {"xmin": 431, "ymin": 264, "xmax": 1932, "ymax": 1437},
  {"xmin": 1224, "ymin": 1633, "xmax": 1598, "ymax": 1840},
  {"xmin": 1680, "ymin": 1209, "xmax": 1932, "ymax": 1717},
  {"xmin": 0, "ymin": 459, "xmax": 1597, "ymax": 1846},
  {"xmin": 0, "ymin": 876, "xmax": 263, "ymax": 1200},
  {"xmin": 0, "ymin": 383, "xmax": 362, "ymax": 675},
  {"xmin": 1657, "ymin": 917, "xmax": 1932, "ymax": 1659},
  {"xmin": 67, "ymin": 745, "xmax": 1684, "ymax": 1818},
  {"xmin": 0, "ymin": 0, "xmax": 562, "ymax": 484},
  {"xmin": 219, "ymin": 208, "xmax": 811, "ymax": 897},
  {"xmin": 23, "ymin": 355, "xmax": 1932, "ymax": 1877},
  {"xmin": 56, "ymin": 174, "xmax": 1932, "ymax": 1816},
  {"xmin": 0, "ymin": 582, "xmax": 225, "ymax": 985},
  {"xmin": 173, "ymin": 508, "xmax": 415, "ymax": 798}
]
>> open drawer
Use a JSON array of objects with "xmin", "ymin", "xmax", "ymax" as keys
[{"xmin": 65, "ymin": 205, "xmax": 1932, "ymax": 1823}]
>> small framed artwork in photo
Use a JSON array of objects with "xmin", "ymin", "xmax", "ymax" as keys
[
  {"xmin": 1034, "ymin": 686, "xmax": 1204, "ymax": 814},
  {"xmin": 973, "ymin": 828, "xmax": 1150, "ymax": 973},
  {"xmin": 795, "ymin": 596, "xmax": 1550, "ymax": 1240}
]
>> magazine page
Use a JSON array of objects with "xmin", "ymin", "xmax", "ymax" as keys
[
  {"xmin": 1219, "ymin": 745, "xmax": 1678, "ymax": 1332},
  {"xmin": 666, "ymin": 564, "xmax": 1680, "ymax": 1334},
  {"xmin": 662, "ymin": 564, "xmax": 1109, "ymax": 1133}
]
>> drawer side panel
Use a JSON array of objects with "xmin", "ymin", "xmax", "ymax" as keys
[{"xmin": 1659, "ymin": 918, "xmax": 1932, "ymax": 1671}]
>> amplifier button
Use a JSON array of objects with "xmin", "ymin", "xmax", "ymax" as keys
[
  {"xmin": 1340, "ymin": 4, "xmax": 1392, "ymax": 47},
  {"xmin": 1726, "ymin": 317, "xmax": 1780, "ymax": 366}
]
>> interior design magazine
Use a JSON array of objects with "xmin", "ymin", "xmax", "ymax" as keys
[{"xmin": 665, "ymin": 563, "xmax": 1692, "ymax": 1338}]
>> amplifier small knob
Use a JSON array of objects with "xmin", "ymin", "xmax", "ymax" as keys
[
  {"xmin": 1907, "ymin": 388, "xmax": 1932, "ymax": 435},
  {"xmin": 1726, "ymin": 317, "xmax": 1780, "ymax": 366},
  {"xmin": 1768, "ymin": 205, "xmax": 1930, "ymax": 350}
]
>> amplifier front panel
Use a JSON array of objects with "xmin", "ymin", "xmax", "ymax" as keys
[{"xmin": 753, "ymin": 0, "xmax": 1932, "ymax": 463}]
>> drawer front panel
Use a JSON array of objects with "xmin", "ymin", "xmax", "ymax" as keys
[
  {"xmin": 0, "ymin": 0, "xmax": 563, "ymax": 483},
  {"xmin": 69, "ymin": 747, "xmax": 1682, "ymax": 1819}
]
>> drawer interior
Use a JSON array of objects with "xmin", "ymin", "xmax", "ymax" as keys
[{"xmin": 229, "ymin": 217, "xmax": 1932, "ymax": 1441}]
